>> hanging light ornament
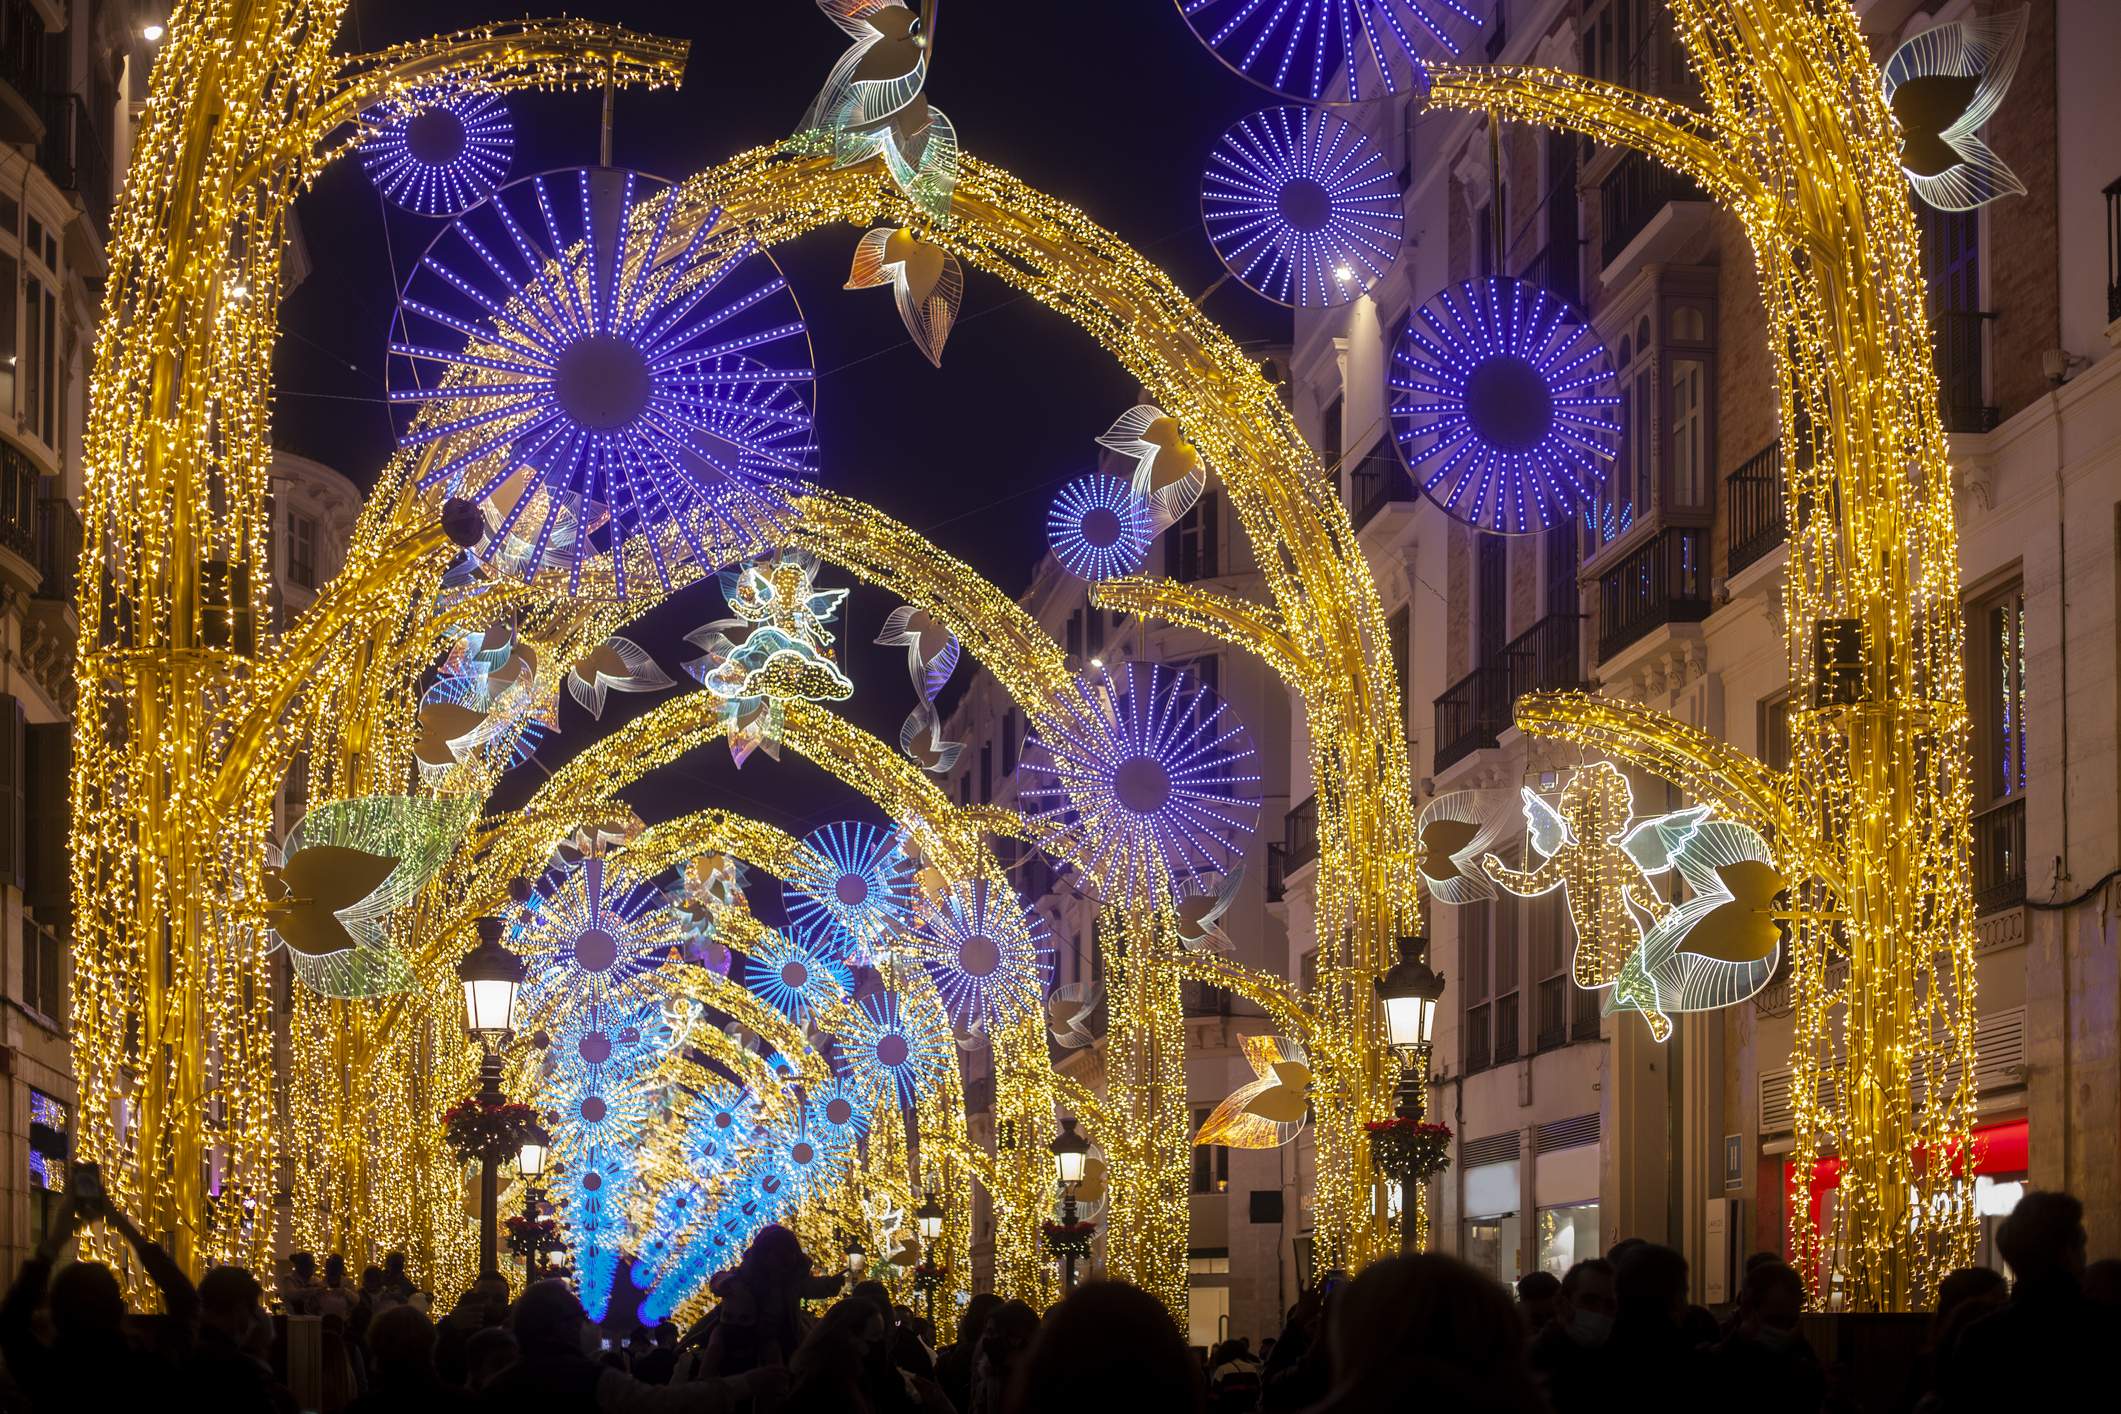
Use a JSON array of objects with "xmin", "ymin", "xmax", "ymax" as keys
[
  {"xmin": 1880, "ymin": 6, "xmax": 2028, "ymax": 212},
  {"xmin": 1387, "ymin": 276, "xmax": 1620, "ymax": 534},
  {"xmin": 1175, "ymin": 0, "xmax": 1484, "ymax": 104},
  {"xmin": 1202, "ymin": 106, "xmax": 1404, "ymax": 309},
  {"xmin": 1048, "ymin": 473, "xmax": 1154, "ymax": 582},
  {"xmin": 360, "ymin": 89, "xmax": 513, "ymax": 217},
  {"xmin": 1018, "ymin": 661, "xmax": 1262, "ymax": 906},
  {"xmin": 388, "ymin": 168, "xmax": 817, "ymax": 594},
  {"xmin": 836, "ymin": 992, "xmax": 953, "ymax": 1109},
  {"xmin": 905, "ymin": 877, "xmax": 1055, "ymax": 1034},
  {"xmin": 512, "ymin": 855, "xmax": 686, "ymax": 1027},
  {"xmin": 743, "ymin": 923, "xmax": 853, "ymax": 1022},
  {"xmin": 783, "ymin": 821, "xmax": 918, "ymax": 961}
]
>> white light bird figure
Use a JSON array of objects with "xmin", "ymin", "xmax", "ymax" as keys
[
  {"xmin": 1881, "ymin": 6, "xmax": 2029, "ymax": 212},
  {"xmin": 1414, "ymin": 789, "xmax": 1517, "ymax": 906},
  {"xmin": 566, "ymin": 636, "xmax": 675, "ymax": 719},
  {"xmin": 898, "ymin": 701, "xmax": 966, "ymax": 776},
  {"xmin": 847, "ymin": 227, "xmax": 963, "ymax": 368},
  {"xmin": 801, "ymin": 1, "xmax": 958, "ymax": 218},
  {"xmin": 1608, "ymin": 819, "xmax": 1788, "ymax": 1037},
  {"xmin": 875, "ymin": 604, "xmax": 960, "ymax": 701},
  {"xmin": 1046, "ymin": 982, "xmax": 1101, "ymax": 1049},
  {"xmin": 1194, "ymin": 1035, "xmax": 1312, "ymax": 1149},
  {"xmin": 1174, "ymin": 868, "xmax": 1246, "ymax": 953},
  {"xmin": 1097, "ymin": 405, "xmax": 1208, "ymax": 530}
]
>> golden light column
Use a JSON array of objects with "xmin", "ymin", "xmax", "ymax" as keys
[{"xmin": 1426, "ymin": 0, "xmax": 1982, "ymax": 1307}]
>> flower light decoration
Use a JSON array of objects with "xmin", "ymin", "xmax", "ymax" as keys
[
  {"xmin": 560, "ymin": 1142, "xmax": 633, "ymax": 1320},
  {"xmin": 388, "ymin": 167, "xmax": 817, "ymax": 593},
  {"xmin": 1098, "ymin": 404, "xmax": 1208, "ymax": 528},
  {"xmin": 1194, "ymin": 1035, "xmax": 1312, "ymax": 1149},
  {"xmin": 683, "ymin": 550, "xmax": 854, "ymax": 765},
  {"xmin": 1388, "ymin": 276, "xmax": 1621, "ymax": 534},
  {"xmin": 837, "ymin": 992, "xmax": 953, "ymax": 1109},
  {"xmin": 566, "ymin": 636, "xmax": 675, "ymax": 719},
  {"xmin": 743, "ymin": 923, "xmax": 853, "ymax": 1022},
  {"xmin": 359, "ymin": 89, "xmax": 513, "ymax": 217},
  {"xmin": 1880, "ymin": 6, "xmax": 2028, "ymax": 211},
  {"xmin": 263, "ymin": 795, "xmax": 479, "ymax": 998},
  {"xmin": 512, "ymin": 855, "xmax": 687, "ymax": 1027},
  {"xmin": 783, "ymin": 821, "xmax": 917, "ymax": 961},
  {"xmin": 1175, "ymin": 0, "xmax": 1484, "ymax": 103},
  {"xmin": 1017, "ymin": 661, "xmax": 1263, "ymax": 906},
  {"xmin": 1202, "ymin": 106, "xmax": 1405, "ymax": 309},
  {"xmin": 905, "ymin": 878, "xmax": 1055, "ymax": 1034},
  {"xmin": 800, "ymin": 0, "xmax": 957, "ymax": 219},
  {"xmin": 808, "ymin": 1073, "xmax": 873, "ymax": 1146},
  {"xmin": 1048, "ymin": 474, "xmax": 1154, "ymax": 583}
]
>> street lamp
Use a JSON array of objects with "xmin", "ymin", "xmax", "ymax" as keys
[
  {"xmin": 517, "ymin": 1121, "xmax": 552, "ymax": 1288},
  {"xmin": 915, "ymin": 1191, "xmax": 945, "ymax": 1322},
  {"xmin": 457, "ymin": 918, "xmax": 525, "ymax": 1277},
  {"xmin": 1049, "ymin": 1117, "xmax": 1092, "ymax": 1292},
  {"xmin": 1375, "ymin": 933, "xmax": 1445, "ymax": 1252}
]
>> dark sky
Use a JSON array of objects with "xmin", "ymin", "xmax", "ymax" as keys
[{"xmin": 274, "ymin": 0, "xmax": 1289, "ymax": 852}]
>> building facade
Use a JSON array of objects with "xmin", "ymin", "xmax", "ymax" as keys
[{"xmin": 1281, "ymin": 0, "xmax": 2121, "ymax": 1301}]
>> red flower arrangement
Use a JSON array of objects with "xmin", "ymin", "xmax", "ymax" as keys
[
  {"xmin": 505, "ymin": 1214, "xmax": 562, "ymax": 1259},
  {"xmin": 911, "ymin": 1261, "xmax": 946, "ymax": 1295},
  {"xmin": 442, "ymin": 1097, "xmax": 540, "ymax": 1163},
  {"xmin": 1365, "ymin": 1118, "xmax": 1453, "ymax": 1182},
  {"xmin": 1040, "ymin": 1218, "xmax": 1095, "ymax": 1260}
]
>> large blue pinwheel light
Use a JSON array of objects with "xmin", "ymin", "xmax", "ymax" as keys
[
  {"xmin": 744, "ymin": 924, "xmax": 853, "ymax": 1022},
  {"xmin": 360, "ymin": 90, "xmax": 513, "ymax": 216},
  {"xmin": 1177, "ymin": 0, "xmax": 1485, "ymax": 104},
  {"xmin": 389, "ymin": 167, "xmax": 817, "ymax": 594},
  {"xmin": 1202, "ymin": 107, "xmax": 1404, "ymax": 309},
  {"xmin": 1387, "ymin": 276, "xmax": 1621, "ymax": 534},
  {"xmin": 783, "ymin": 821, "xmax": 917, "ymax": 960},
  {"xmin": 1048, "ymin": 473, "xmax": 1154, "ymax": 582},
  {"xmin": 512, "ymin": 856, "xmax": 685, "ymax": 1025},
  {"xmin": 838, "ymin": 992, "xmax": 953, "ymax": 1109},
  {"xmin": 1018, "ymin": 661, "xmax": 1262, "ymax": 905},
  {"xmin": 907, "ymin": 877, "xmax": 1054, "ymax": 1035}
]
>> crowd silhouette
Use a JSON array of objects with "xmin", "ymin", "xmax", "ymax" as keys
[{"xmin": 3, "ymin": 1183, "xmax": 2115, "ymax": 1412}]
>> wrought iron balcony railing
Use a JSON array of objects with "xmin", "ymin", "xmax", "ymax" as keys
[
  {"xmin": 1597, "ymin": 525, "xmax": 1710, "ymax": 661},
  {"xmin": 1725, "ymin": 438, "xmax": 1786, "ymax": 577}
]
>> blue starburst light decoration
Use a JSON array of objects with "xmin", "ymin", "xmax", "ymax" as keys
[
  {"xmin": 560, "ymin": 1141, "xmax": 633, "ymax": 1321},
  {"xmin": 907, "ymin": 878, "xmax": 1055, "ymax": 1034},
  {"xmin": 1176, "ymin": 0, "xmax": 1484, "ymax": 103},
  {"xmin": 1048, "ymin": 474, "xmax": 1154, "ymax": 582},
  {"xmin": 360, "ymin": 90, "xmax": 513, "ymax": 217},
  {"xmin": 1018, "ymin": 661, "xmax": 1263, "ymax": 905},
  {"xmin": 1387, "ymin": 276, "xmax": 1621, "ymax": 535},
  {"xmin": 1202, "ymin": 106, "xmax": 1405, "ymax": 309},
  {"xmin": 744, "ymin": 924, "xmax": 853, "ymax": 1022},
  {"xmin": 388, "ymin": 168, "xmax": 817, "ymax": 594},
  {"xmin": 513, "ymin": 856, "xmax": 686, "ymax": 1026},
  {"xmin": 808, "ymin": 1073, "xmax": 873, "ymax": 1146},
  {"xmin": 836, "ymin": 992, "xmax": 953, "ymax": 1109},
  {"xmin": 784, "ymin": 821, "xmax": 917, "ymax": 960}
]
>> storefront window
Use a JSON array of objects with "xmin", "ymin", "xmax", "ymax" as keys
[
  {"xmin": 28, "ymin": 1089, "xmax": 70, "ymax": 1248},
  {"xmin": 1536, "ymin": 1201, "xmax": 1601, "ymax": 1275},
  {"xmin": 1464, "ymin": 1214, "xmax": 1522, "ymax": 1285}
]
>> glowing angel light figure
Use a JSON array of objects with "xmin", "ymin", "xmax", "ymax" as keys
[
  {"xmin": 1881, "ymin": 6, "xmax": 2028, "ymax": 212},
  {"xmin": 1097, "ymin": 405, "xmax": 1208, "ymax": 529},
  {"xmin": 567, "ymin": 636, "xmax": 675, "ymax": 719},
  {"xmin": 684, "ymin": 550, "xmax": 854, "ymax": 764},
  {"xmin": 1478, "ymin": 763, "xmax": 1707, "ymax": 1041},
  {"xmin": 1194, "ymin": 1035, "xmax": 1311, "ymax": 1149},
  {"xmin": 800, "ymin": 1, "xmax": 958, "ymax": 219},
  {"xmin": 1608, "ymin": 820, "xmax": 1787, "ymax": 1033},
  {"xmin": 847, "ymin": 228, "xmax": 963, "ymax": 368},
  {"xmin": 263, "ymin": 795, "xmax": 478, "ymax": 998}
]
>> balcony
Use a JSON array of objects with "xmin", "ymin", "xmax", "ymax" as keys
[
  {"xmin": 1600, "ymin": 151, "xmax": 1706, "ymax": 270},
  {"xmin": 1, "ymin": 440, "xmax": 38, "ymax": 564},
  {"xmin": 1265, "ymin": 843, "xmax": 1287, "ymax": 904},
  {"xmin": 1433, "ymin": 613, "xmax": 1587, "ymax": 773},
  {"xmin": 34, "ymin": 494, "xmax": 79, "ymax": 603},
  {"xmin": 1933, "ymin": 310, "xmax": 1998, "ymax": 433},
  {"xmin": 37, "ymin": 93, "xmax": 113, "ymax": 233},
  {"xmin": 1347, "ymin": 443, "xmax": 1413, "ymax": 533},
  {"xmin": 1283, "ymin": 796, "xmax": 1318, "ymax": 874},
  {"xmin": 1597, "ymin": 525, "xmax": 1710, "ymax": 661},
  {"xmin": 1517, "ymin": 238, "xmax": 1581, "ymax": 310},
  {"xmin": 2104, "ymin": 176, "xmax": 2120, "ymax": 323},
  {"xmin": 1972, "ymin": 797, "xmax": 2026, "ymax": 914},
  {"xmin": 1725, "ymin": 438, "xmax": 1786, "ymax": 577}
]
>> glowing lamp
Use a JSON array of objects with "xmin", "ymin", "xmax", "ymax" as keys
[
  {"xmin": 1050, "ymin": 1117, "xmax": 1091, "ymax": 1189},
  {"xmin": 1375, "ymin": 934, "xmax": 1444, "ymax": 1054},
  {"xmin": 519, "ymin": 1123, "xmax": 552, "ymax": 1180},
  {"xmin": 457, "ymin": 918, "xmax": 524, "ymax": 1043},
  {"xmin": 916, "ymin": 1192, "xmax": 945, "ymax": 1242}
]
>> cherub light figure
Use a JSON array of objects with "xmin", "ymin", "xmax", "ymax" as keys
[
  {"xmin": 684, "ymin": 550, "xmax": 854, "ymax": 765},
  {"xmin": 1478, "ymin": 763, "xmax": 1705, "ymax": 1041}
]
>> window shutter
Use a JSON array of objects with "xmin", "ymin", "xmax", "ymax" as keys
[
  {"xmin": 26, "ymin": 721, "xmax": 69, "ymax": 914},
  {"xmin": 0, "ymin": 695, "xmax": 24, "ymax": 887}
]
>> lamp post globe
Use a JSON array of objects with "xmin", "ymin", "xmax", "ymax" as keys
[
  {"xmin": 458, "ymin": 917, "xmax": 525, "ymax": 1044},
  {"xmin": 1374, "ymin": 934, "xmax": 1445, "ymax": 1252}
]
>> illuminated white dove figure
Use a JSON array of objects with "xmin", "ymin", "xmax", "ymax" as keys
[
  {"xmin": 1097, "ymin": 404, "xmax": 1206, "ymax": 529},
  {"xmin": 875, "ymin": 603, "xmax": 960, "ymax": 700},
  {"xmin": 1195, "ymin": 1035, "xmax": 1312, "ymax": 1150},
  {"xmin": 801, "ymin": 1, "xmax": 958, "ymax": 218},
  {"xmin": 847, "ymin": 228, "xmax": 962, "ymax": 367},
  {"xmin": 899, "ymin": 701, "xmax": 965, "ymax": 775},
  {"xmin": 567, "ymin": 636, "xmax": 674, "ymax": 719},
  {"xmin": 1174, "ymin": 868, "xmax": 1245, "ymax": 952},
  {"xmin": 1881, "ymin": 6, "xmax": 2029, "ymax": 212},
  {"xmin": 1608, "ymin": 819, "xmax": 1787, "ymax": 1035},
  {"xmin": 1414, "ymin": 789, "xmax": 1516, "ymax": 905},
  {"xmin": 1046, "ymin": 982, "xmax": 1100, "ymax": 1049}
]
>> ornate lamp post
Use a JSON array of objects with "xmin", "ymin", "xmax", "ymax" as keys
[
  {"xmin": 915, "ymin": 1191, "xmax": 945, "ymax": 1322},
  {"xmin": 457, "ymin": 918, "xmax": 525, "ymax": 1278},
  {"xmin": 1049, "ymin": 1116, "xmax": 1091, "ymax": 1293},
  {"xmin": 517, "ymin": 1121, "xmax": 552, "ymax": 1288},
  {"xmin": 1375, "ymin": 934, "xmax": 1444, "ymax": 1252}
]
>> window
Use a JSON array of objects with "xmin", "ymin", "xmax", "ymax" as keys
[
  {"xmin": 1320, "ymin": 394, "xmax": 1344, "ymax": 473},
  {"xmin": 1476, "ymin": 201, "xmax": 1495, "ymax": 278},
  {"xmin": 1669, "ymin": 357, "xmax": 1708, "ymax": 508},
  {"xmin": 958, "ymin": 773, "xmax": 971, "ymax": 807},
  {"xmin": 1001, "ymin": 710, "xmax": 1020, "ymax": 774},
  {"xmin": 1532, "ymin": 890, "xmax": 1570, "ymax": 1050},
  {"xmin": 0, "ymin": 252, "xmax": 14, "ymax": 417},
  {"xmin": 288, "ymin": 513, "xmax": 319, "ymax": 589},
  {"xmin": 1463, "ymin": 897, "xmax": 1493, "ymax": 1072},
  {"xmin": 1589, "ymin": 334, "xmax": 1637, "ymax": 548},
  {"xmin": 979, "ymin": 742, "xmax": 993, "ymax": 803},
  {"xmin": 1631, "ymin": 317, "xmax": 1652, "ymax": 516},
  {"xmin": 1088, "ymin": 603, "xmax": 1106, "ymax": 656},
  {"xmin": 21, "ymin": 272, "xmax": 57, "ymax": 447},
  {"xmin": 1966, "ymin": 580, "xmax": 2027, "ymax": 808},
  {"xmin": 1758, "ymin": 693, "xmax": 1792, "ymax": 773},
  {"xmin": 24, "ymin": 916, "xmax": 63, "ymax": 1022},
  {"xmin": 1065, "ymin": 609, "xmax": 1083, "ymax": 660},
  {"xmin": 1191, "ymin": 1108, "xmax": 1230, "ymax": 1194},
  {"xmin": 1165, "ymin": 491, "xmax": 1220, "ymax": 582},
  {"xmin": 1493, "ymin": 886, "xmax": 1521, "ymax": 1064},
  {"xmin": 28, "ymin": 1089, "xmax": 70, "ymax": 1250},
  {"xmin": 1536, "ymin": 1201, "xmax": 1601, "ymax": 1276},
  {"xmin": 1389, "ymin": 604, "xmax": 1410, "ymax": 732}
]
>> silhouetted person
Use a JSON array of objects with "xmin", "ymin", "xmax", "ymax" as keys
[
  {"xmin": 480, "ymin": 1278, "xmax": 784, "ymax": 1413},
  {"xmin": 1946, "ymin": 1192, "xmax": 2098, "ymax": 1411},
  {"xmin": 1899, "ymin": 1267, "xmax": 2006, "ymax": 1413},
  {"xmin": 185, "ymin": 1265, "xmax": 292, "ymax": 1414},
  {"xmin": 967, "ymin": 1298, "xmax": 1038, "ymax": 1414},
  {"xmin": 0, "ymin": 1187, "xmax": 198, "ymax": 1412},
  {"xmin": 699, "ymin": 1225, "xmax": 845, "ymax": 1375},
  {"xmin": 284, "ymin": 1251, "xmax": 320, "ymax": 1315},
  {"xmin": 1516, "ymin": 1270, "xmax": 1562, "ymax": 1337},
  {"xmin": 462, "ymin": 1326, "xmax": 519, "ymax": 1393},
  {"xmin": 1007, "ymin": 1281, "xmax": 1202, "ymax": 1414},
  {"xmin": 934, "ymin": 1291, "xmax": 1001, "ymax": 1413},
  {"xmin": 318, "ymin": 1253, "xmax": 356, "ymax": 1322},
  {"xmin": 1207, "ymin": 1334, "xmax": 1261, "ymax": 1412},
  {"xmin": 633, "ymin": 1320, "xmax": 681, "ymax": 1385},
  {"xmin": 1258, "ymin": 1288, "xmax": 1331, "ymax": 1413},
  {"xmin": 1304, "ymin": 1254, "xmax": 1542, "ymax": 1414},
  {"xmin": 1529, "ymin": 1257, "xmax": 1615, "ymax": 1414},
  {"xmin": 1709, "ymin": 1262, "xmax": 1824, "ymax": 1414},
  {"xmin": 784, "ymin": 1297, "xmax": 886, "ymax": 1414},
  {"xmin": 437, "ymin": 1273, "xmax": 510, "ymax": 1386},
  {"xmin": 2084, "ymin": 1258, "xmax": 2121, "ymax": 1314},
  {"xmin": 1607, "ymin": 1243, "xmax": 1703, "ymax": 1414},
  {"xmin": 346, "ymin": 1304, "xmax": 461, "ymax": 1414},
  {"xmin": 382, "ymin": 1251, "xmax": 414, "ymax": 1304}
]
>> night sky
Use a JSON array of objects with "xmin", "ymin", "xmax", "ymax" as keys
[{"xmin": 273, "ymin": 0, "xmax": 1290, "ymax": 848}]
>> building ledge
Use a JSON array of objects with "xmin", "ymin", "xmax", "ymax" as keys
[
  {"xmin": 1592, "ymin": 619, "xmax": 1705, "ymax": 694},
  {"xmin": 1599, "ymin": 202, "xmax": 1718, "ymax": 292},
  {"xmin": 1723, "ymin": 539, "xmax": 1786, "ymax": 603}
]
